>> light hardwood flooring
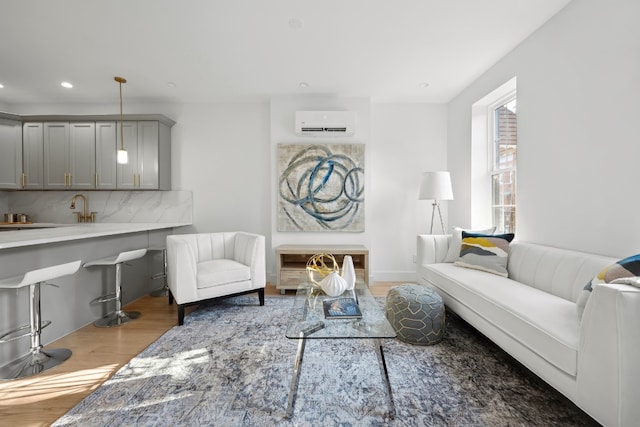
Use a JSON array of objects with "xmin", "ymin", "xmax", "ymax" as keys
[{"xmin": 0, "ymin": 281, "xmax": 400, "ymax": 427}]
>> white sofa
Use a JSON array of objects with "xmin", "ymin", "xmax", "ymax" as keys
[
  {"xmin": 167, "ymin": 232, "xmax": 266, "ymax": 325},
  {"xmin": 417, "ymin": 234, "xmax": 640, "ymax": 427}
]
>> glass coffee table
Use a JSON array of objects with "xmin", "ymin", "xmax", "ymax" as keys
[{"xmin": 285, "ymin": 282, "xmax": 397, "ymax": 419}]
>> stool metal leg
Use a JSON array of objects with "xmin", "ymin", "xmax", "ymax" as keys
[
  {"xmin": 0, "ymin": 282, "xmax": 71, "ymax": 380},
  {"xmin": 150, "ymin": 249, "xmax": 169, "ymax": 297},
  {"xmin": 94, "ymin": 263, "xmax": 141, "ymax": 328}
]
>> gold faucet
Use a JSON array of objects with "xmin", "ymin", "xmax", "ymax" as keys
[{"xmin": 69, "ymin": 194, "xmax": 96, "ymax": 223}]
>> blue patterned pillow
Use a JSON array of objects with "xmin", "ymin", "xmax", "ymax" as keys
[
  {"xmin": 454, "ymin": 232, "xmax": 515, "ymax": 277},
  {"xmin": 576, "ymin": 253, "xmax": 640, "ymax": 321}
]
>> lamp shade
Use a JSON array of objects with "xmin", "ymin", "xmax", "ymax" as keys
[{"xmin": 418, "ymin": 171, "xmax": 454, "ymax": 201}]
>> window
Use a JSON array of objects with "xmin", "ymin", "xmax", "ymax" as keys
[{"xmin": 489, "ymin": 96, "xmax": 517, "ymax": 233}]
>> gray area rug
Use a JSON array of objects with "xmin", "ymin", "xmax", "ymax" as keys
[{"xmin": 53, "ymin": 295, "xmax": 598, "ymax": 426}]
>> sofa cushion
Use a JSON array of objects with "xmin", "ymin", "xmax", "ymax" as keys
[
  {"xmin": 444, "ymin": 226, "xmax": 496, "ymax": 263},
  {"xmin": 424, "ymin": 263, "xmax": 580, "ymax": 376},
  {"xmin": 197, "ymin": 259, "xmax": 251, "ymax": 289},
  {"xmin": 576, "ymin": 253, "xmax": 640, "ymax": 321},
  {"xmin": 455, "ymin": 232, "xmax": 514, "ymax": 277}
]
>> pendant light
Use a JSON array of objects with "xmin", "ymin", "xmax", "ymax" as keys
[{"xmin": 115, "ymin": 76, "xmax": 128, "ymax": 164}]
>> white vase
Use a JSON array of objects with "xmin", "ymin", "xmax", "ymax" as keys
[
  {"xmin": 319, "ymin": 271, "xmax": 347, "ymax": 296},
  {"xmin": 341, "ymin": 255, "xmax": 356, "ymax": 290}
]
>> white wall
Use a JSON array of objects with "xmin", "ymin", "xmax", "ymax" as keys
[
  {"xmin": 447, "ymin": 0, "xmax": 640, "ymax": 258},
  {"xmin": 269, "ymin": 97, "xmax": 447, "ymax": 282},
  {"xmin": 10, "ymin": 98, "xmax": 447, "ymax": 282},
  {"xmin": 269, "ymin": 96, "xmax": 372, "ymax": 247},
  {"xmin": 371, "ymin": 103, "xmax": 447, "ymax": 280}
]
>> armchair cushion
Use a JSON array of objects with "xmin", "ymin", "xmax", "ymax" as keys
[{"xmin": 197, "ymin": 259, "xmax": 251, "ymax": 289}]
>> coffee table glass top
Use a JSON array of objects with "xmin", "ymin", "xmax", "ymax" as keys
[{"xmin": 285, "ymin": 282, "xmax": 397, "ymax": 339}]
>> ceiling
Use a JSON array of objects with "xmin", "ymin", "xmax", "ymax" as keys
[{"xmin": 0, "ymin": 0, "xmax": 572, "ymax": 106}]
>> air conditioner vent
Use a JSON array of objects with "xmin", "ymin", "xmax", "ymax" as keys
[{"xmin": 295, "ymin": 111, "xmax": 356, "ymax": 137}]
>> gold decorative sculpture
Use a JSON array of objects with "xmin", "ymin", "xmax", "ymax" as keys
[
  {"xmin": 306, "ymin": 253, "xmax": 339, "ymax": 286},
  {"xmin": 305, "ymin": 253, "xmax": 341, "ymax": 304}
]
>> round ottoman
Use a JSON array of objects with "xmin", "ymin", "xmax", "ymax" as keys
[{"xmin": 385, "ymin": 284, "xmax": 445, "ymax": 345}]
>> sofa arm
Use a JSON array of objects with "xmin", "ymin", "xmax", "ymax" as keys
[
  {"xmin": 417, "ymin": 234, "xmax": 451, "ymax": 266},
  {"xmin": 577, "ymin": 282, "xmax": 640, "ymax": 427},
  {"xmin": 166, "ymin": 235, "xmax": 199, "ymax": 304}
]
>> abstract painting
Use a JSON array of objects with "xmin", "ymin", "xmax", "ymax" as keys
[{"xmin": 278, "ymin": 143, "xmax": 365, "ymax": 232}]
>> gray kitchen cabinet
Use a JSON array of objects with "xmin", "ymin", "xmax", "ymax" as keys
[
  {"xmin": 69, "ymin": 122, "xmax": 96, "ymax": 189},
  {"xmin": 4, "ymin": 113, "xmax": 173, "ymax": 192},
  {"xmin": 95, "ymin": 122, "xmax": 117, "ymax": 189},
  {"xmin": 22, "ymin": 122, "xmax": 44, "ymax": 189},
  {"xmin": 43, "ymin": 122, "xmax": 96, "ymax": 189},
  {"xmin": 117, "ymin": 121, "xmax": 171, "ymax": 190},
  {"xmin": 0, "ymin": 118, "xmax": 23, "ymax": 189}
]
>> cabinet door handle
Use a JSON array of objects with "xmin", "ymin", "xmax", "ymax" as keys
[
  {"xmin": 21, "ymin": 173, "xmax": 26, "ymax": 189},
  {"xmin": 68, "ymin": 173, "xmax": 72, "ymax": 187},
  {"xmin": 95, "ymin": 173, "xmax": 98, "ymax": 188}
]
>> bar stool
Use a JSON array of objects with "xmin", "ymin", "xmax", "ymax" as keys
[
  {"xmin": 148, "ymin": 247, "xmax": 169, "ymax": 298},
  {"xmin": 84, "ymin": 249, "xmax": 147, "ymax": 327},
  {"xmin": 0, "ymin": 260, "xmax": 81, "ymax": 380}
]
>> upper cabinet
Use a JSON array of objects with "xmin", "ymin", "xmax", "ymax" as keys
[
  {"xmin": 116, "ymin": 121, "xmax": 171, "ymax": 190},
  {"xmin": 43, "ymin": 122, "xmax": 96, "ymax": 190},
  {"xmin": 0, "ymin": 113, "xmax": 175, "ymax": 191},
  {"xmin": 95, "ymin": 122, "xmax": 117, "ymax": 189},
  {"xmin": 0, "ymin": 118, "xmax": 23, "ymax": 189},
  {"xmin": 22, "ymin": 122, "xmax": 44, "ymax": 189}
]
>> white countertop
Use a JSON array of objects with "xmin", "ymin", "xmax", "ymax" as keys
[{"xmin": 0, "ymin": 222, "xmax": 191, "ymax": 249}]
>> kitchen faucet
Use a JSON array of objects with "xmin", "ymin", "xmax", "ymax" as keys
[{"xmin": 69, "ymin": 194, "xmax": 96, "ymax": 223}]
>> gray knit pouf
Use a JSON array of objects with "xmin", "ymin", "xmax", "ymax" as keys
[{"xmin": 385, "ymin": 284, "xmax": 445, "ymax": 345}]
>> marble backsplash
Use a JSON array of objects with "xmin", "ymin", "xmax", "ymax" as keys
[{"xmin": 4, "ymin": 190, "xmax": 192, "ymax": 224}]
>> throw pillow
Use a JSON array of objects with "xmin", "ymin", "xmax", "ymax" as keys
[
  {"xmin": 454, "ymin": 232, "xmax": 515, "ymax": 277},
  {"xmin": 576, "ymin": 253, "xmax": 640, "ymax": 321},
  {"xmin": 444, "ymin": 226, "xmax": 496, "ymax": 263}
]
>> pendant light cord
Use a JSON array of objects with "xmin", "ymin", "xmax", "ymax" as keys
[{"xmin": 115, "ymin": 76, "xmax": 126, "ymax": 151}]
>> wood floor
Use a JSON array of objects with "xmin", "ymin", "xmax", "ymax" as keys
[{"xmin": 0, "ymin": 282, "xmax": 399, "ymax": 426}]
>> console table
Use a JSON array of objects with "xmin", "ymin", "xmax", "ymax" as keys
[{"xmin": 275, "ymin": 244, "xmax": 369, "ymax": 294}]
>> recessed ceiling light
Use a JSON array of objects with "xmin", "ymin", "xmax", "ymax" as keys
[
  {"xmin": 288, "ymin": 18, "xmax": 303, "ymax": 30},
  {"xmin": 61, "ymin": 81, "xmax": 73, "ymax": 88},
  {"xmin": 299, "ymin": 82, "xmax": 310, "ymax": 88},
  {"xmin": 419, "ymin": 82, "xmax": 430, "ymax": 88},
  {"xmin": 166, "ymin": 81, "xmax": 177, "ymax": 88},
  {"xmin": 0, "ymin": 83, "xmax": 4, "ymax": 89}
]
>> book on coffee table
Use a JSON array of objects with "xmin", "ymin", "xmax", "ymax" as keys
[{"xmin": 323, "ymin": 297, "xmax": 363, "ymax": 319}]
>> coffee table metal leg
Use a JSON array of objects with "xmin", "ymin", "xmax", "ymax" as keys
[
  {"xmin": 373, "ymin": 339, "xmax": 396, "ymax": 419},
  {"xmin": 286, "ymin": 334, "xmax": 307, "ymax": 418}
]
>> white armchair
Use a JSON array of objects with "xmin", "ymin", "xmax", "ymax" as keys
[{"xmin": 166, "ymin": 232, "xmax": 266, "ymax": 325}]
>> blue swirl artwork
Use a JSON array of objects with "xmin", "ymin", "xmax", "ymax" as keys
[{"xmin": 278, "ymin": 144, "xmax": 365, "ymax": 232}]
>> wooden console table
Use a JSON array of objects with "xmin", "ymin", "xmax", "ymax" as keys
[{"xmin": 275, "ymin": 244, "xmax": 369, "ymax": 294}]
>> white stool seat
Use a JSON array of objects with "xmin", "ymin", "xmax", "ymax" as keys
[
  {"xmin": 0, "ymin": 260, "xmax": 81, "ymax": 380},
  {"xmin": 0, "ymin": 261, "xmax": 82, "ymax": 289},
  {"xmin": 84, "ymin": 249, "xmax": 147, "ymax": 327},
  {"xmin": 83, "ymin": 249, "xmax": 147, "ymax": 268}
]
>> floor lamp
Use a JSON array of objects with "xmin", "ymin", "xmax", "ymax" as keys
[{"xmin": 419, "ymin": 171, "xmax": 454, "ymax": 234}]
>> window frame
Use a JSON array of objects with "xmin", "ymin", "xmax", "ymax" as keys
[{"xmin": 487, "ymin": 91, "xmax": 517, "ymax": 234}]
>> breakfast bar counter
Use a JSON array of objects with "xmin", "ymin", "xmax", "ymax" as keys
[
  {"xmin": 0, "ymin": 221, "xmax": 191, "ymax": 367},
  {"xmin": 0, "ymin": 222, "xmax": 191, "ymax": 250}
]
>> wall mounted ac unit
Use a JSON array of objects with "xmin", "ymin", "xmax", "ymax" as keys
[{"xmin": 295, "ymin": 110, "xmax": 356, "ymax": 136}]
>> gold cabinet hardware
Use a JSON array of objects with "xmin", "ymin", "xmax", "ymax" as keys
[{"xmin": 21, "ymin": 173, "xmax": 25, "ymax": 189}]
